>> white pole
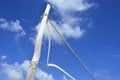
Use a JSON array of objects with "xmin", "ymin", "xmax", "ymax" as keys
[{"xmin": 26, "ymin": 4, "xmax": 51, "ymax": 80}]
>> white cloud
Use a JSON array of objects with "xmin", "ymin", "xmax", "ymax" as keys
[
  {"xmin": 29, "ymin": 37, "xmax": 36, "ymax": 44},
  {"xmin": 47, "ymin": 0, "xmax": 93, "ymax": 39},
  {"xmin": 94, "ymin": 69, "xmax": 120, "ymax": 80},
  {"xmin": 0, "ymin": 60, "xmax": 73, "ymax": 80},
  {"xmin": 47, "ymin": 20, "xmax": 84, "ymax": 40},
  {"xmin": 30, "ymin": 0, "xmax": 94, "ymax": 44},
  {"xmin": 63, "ymin": 75, "xmax": 68, "ymax": 80},
  {"xmin": 0, "ymin": 62, "xmax": 26, "ymax": 80},
  {"xmin": 35, "ymin": 69, "xmax": 54, "ymax": 80},
  {"xmin": 59, "ymin": 23, "xmax": 84, "ymax": 38},
  {"xmin": 29, "ymin": 22, "xmax": 40, "ymax": 44},
  {"xmin": 47, "ymin": 0, "xmax": 93, "ymax": 13},
  {"xmin": 0, "ymin": 18, "xmax": 26, "ymax": 39},
  {"xmin": 30, "ymin": 19, "xmax": 84, "ymax": 44},
  {"xmin": 0, "ymin": 60, "xmax": 54, "ymax": 80},
  {"xmin": 47, "ymin": 0, "xmax": 94, "ymax": 38},
  {"xmin": 1, "ymin": 55, "xmax": 7, "ymax": 60}
]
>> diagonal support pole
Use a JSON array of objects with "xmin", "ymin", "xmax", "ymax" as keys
[{"xmin": 26, "ymin": 4, "xmax": 51, "ymax": 80}]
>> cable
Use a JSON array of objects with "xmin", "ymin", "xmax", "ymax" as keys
[
  {"xmin": 48, "ymin": 19, "xmax": 96, "ymax": 80},
  {"xmin": 46, "ymin": 21, "xmax": 51, "ymax": 64}
]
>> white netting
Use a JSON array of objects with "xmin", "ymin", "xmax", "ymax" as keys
[{"xmin": 39, "ymin": 20, "xmax": 95, "ymax": 80}]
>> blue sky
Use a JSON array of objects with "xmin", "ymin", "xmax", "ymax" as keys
[{"xmin": 0, "ymin": 0, "xmax": 120, "ymax": 80}]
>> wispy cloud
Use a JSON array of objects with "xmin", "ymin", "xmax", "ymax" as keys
[
  {"xmin": 1, "ymin": 55, "xmax": 7, "ymax": 60},
  {"xmin": 30, "ymin": 0, "xmax": 94, "ymax": 44},
  {"xmin": 0, "ymin": 18, "xmax": 26, "ymax": 40},
  {"xmin": 63, "ymin": 75, "xmax": 69, "ymax": 80},
  {"xmin": 47, "ymin": 0, "xmax": 93, "ymax": 13},
  {"xmin": 46, "ymin": 0, "xmax": 94, "ymax": 39},
  {"xmin": 0, "ymin": 60, "xmax": 74, "ymax": 80},
  {"xmin": 0, "ymin": 60, "xmax": 54, "ymax": 80},
  {"xmin": 35, "ymin": 69, "xmax": 54, "ymax": 80},
  {"xmin": 94, "ymin": 69, "xmax": 120, "ymax": 80}
]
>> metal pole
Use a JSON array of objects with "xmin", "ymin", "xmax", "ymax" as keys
[{"xmin": 26, "ymin": 4, "xmax": 51, "ymax": 80}]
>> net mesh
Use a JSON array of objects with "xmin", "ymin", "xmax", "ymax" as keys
[{"xmin": 39, "ymin": 20, "xmax": 94, "ymax": 80}]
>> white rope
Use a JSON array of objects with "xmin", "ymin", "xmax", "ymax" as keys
[
  {"xmin": 47, "ymin": 63, "xmax": 76, "ymax": 80},
  {"xmin": 46, "ymin": 22, "xmax": 51, "ymax": 64}
]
